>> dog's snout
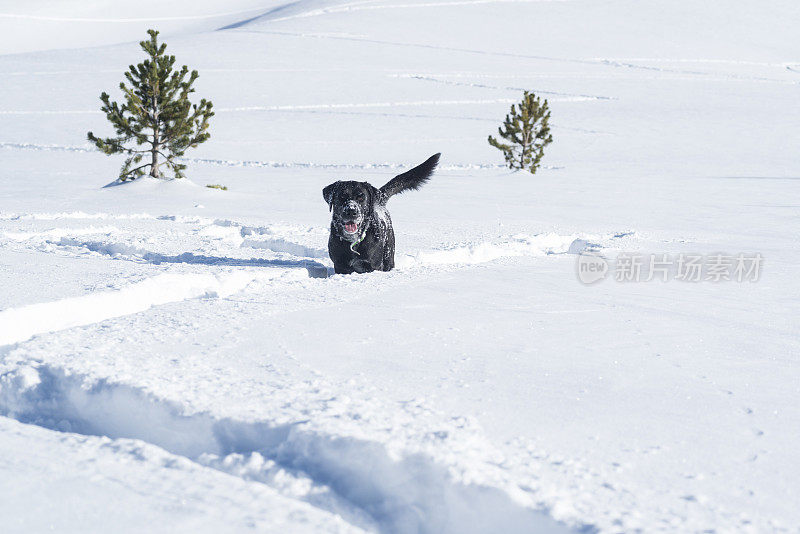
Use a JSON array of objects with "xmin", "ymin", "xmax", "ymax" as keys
[{"xmin": 343, "ymin": 201, "xmax": 360, "ymax": 219}]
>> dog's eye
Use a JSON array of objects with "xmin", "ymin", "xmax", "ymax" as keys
[{"xmin": 357, "ymin": 193, "xmax": 365, "ymax": 201}]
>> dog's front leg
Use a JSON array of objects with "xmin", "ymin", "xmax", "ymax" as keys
[
  {"xmin": 350, "ymin": 258, "xmax": 375, "ymax": 273},
  {"xmin": 334, "ymin": 263, "xmax": 354, "ymax": 274}
]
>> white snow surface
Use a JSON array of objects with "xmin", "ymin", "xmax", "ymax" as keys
[{"xmin": 1, "ymin": 0, "xmax": 799, "ymax": 532}]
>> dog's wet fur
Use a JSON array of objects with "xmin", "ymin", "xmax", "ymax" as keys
[{"xmin": 323, "ymin": 153, "xmax": 440, "ymax": 274}]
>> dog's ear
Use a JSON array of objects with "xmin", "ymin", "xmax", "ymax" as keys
[
  {"xmin": 370, "ymin": 184, "xmax": 387, "ymax": 207},
  {"xmin": 366, "ymin": 183, "xmax": 382, "ymax": 210},
  {"xmin": 363, "ymin": 183, "xmax": 373, "ymax": 211},
  {"xmin": 322, "ymin": 182, "xmax": 338, "ymax": 211}
]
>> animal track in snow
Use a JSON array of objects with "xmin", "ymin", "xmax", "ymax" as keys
[{"xmin": 0, "ymin": 363, "xmax": 576, "ymax": 534}]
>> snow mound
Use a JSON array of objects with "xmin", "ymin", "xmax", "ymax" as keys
[{"xmin": 397, "ymin": 233, "xmax": 603, "ymax": 267}]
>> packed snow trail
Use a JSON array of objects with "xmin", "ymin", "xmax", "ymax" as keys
[
  {"xmin": 0, "ymin": 271, "xmax": 306, "ymax": 346},
  {"xmin": 0, "ymin": 419, "xmax": 366, "ymax": 534},
  {"xmin": 0, "ymin": 362, "xmax": 575, "ymax": 534}
]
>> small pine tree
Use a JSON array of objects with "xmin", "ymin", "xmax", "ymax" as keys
[
  {"xmin": 488, "ymin": 91, "xmax": 553, "ymax": 174},
  {"xmin": 87, "ymin": 29, "xmax": 214, "ymax": 181}
]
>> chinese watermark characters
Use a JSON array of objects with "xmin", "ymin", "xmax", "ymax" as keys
[{"xmin": 577, "ymin": 253, "xmax": 763, "ymax": 284}]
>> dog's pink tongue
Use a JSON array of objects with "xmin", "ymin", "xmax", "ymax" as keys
[{"xmin": 344, "ymin": 223, "xmax": 357, "ymax": 233}]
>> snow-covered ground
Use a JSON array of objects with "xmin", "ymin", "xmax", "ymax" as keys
[{"xmin": 1, "ymin": 0, "xmax": 799, "ymax": 532}]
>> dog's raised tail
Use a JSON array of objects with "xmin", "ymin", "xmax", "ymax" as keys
[{"xmin": 380, "ymin": 153, "xmax": 440, "ymax": 200}]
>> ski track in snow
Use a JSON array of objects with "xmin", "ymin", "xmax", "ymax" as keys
[
  {"xmin": 2, "ymin": 59, "xmax": 796, "ymax": 83},
  {"xmin": 217, "ymin": 0, "xmax": 569, "ymax": 28},
  {"xmin": 0, "ymin": 142, "xmax": 563, "ymax": 171},
  {"xmin": 0, "ymin": 6, "xmax": 271, "ymax": 23},
  {"xmin": 237, "ymin": 28, "xmax": 606, "ymax": 66},
  {"xmin": 217, "ymin": 97, "xmax": 597, "ymax": 111},
  {"xmin": 0, "ymin": 109, "xmax": 100, "ymax": 115},
  {"xmin": 0, "ymin": 212, "xmax": 626, "ymax": 347},
  {"xmin": 595, "ymin": 59, "xmax": 797, "ymax": 84},
  {"xmin": 0, "ymin": 96, "xmax": 593, "ymax": 116},
  {"xmin": 234, "ymin": 30, "xmax": 800, "ymax": 85},
  {"xmin": 263, "ymin": 0, "xmax": 568, "ymax": 23},
  {"xmin": 391, "ymin": 74, "xmax": 614, "ymax": 100}
]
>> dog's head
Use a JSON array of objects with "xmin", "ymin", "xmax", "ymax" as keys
[{"xmin": 322, "ymin": 180, "xmax": 381, "ymax": 241}]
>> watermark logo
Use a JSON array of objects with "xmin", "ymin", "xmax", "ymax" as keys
[
  {"xmin": 576, "ymin": 253, "xmax": 609, "ymax": 284},
  {"xmin": 576, "ymin": 252, "xmax": 762, "ymax": 284}
]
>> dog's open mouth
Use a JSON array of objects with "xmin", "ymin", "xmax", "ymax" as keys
[{"xmin": 343, "ymin": 222, "xmax": 358, "ymax": 234}]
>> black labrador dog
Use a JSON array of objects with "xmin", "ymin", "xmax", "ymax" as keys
[{"xmin": 323, "ymin": 153, "xmax": 440, "ymax": 274}]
